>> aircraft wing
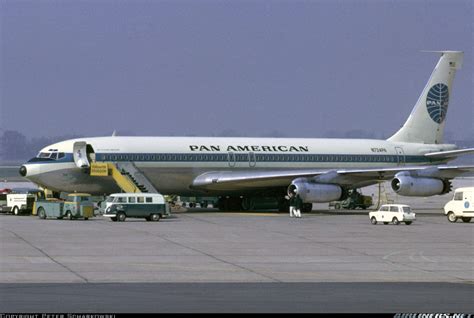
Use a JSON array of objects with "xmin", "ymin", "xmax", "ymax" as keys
[
  {"xmin": 191, "ymin": 165, "xmax": 474, "ymax": 192},
  {"xmin": 191, "ymin": 169, "xmax": 329, "ymax": 191}
]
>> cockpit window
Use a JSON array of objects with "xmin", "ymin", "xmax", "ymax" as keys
[
  {"xmin": 38, "ymin": 152, "xmax": 51, "ymax": 158},
  {"xmin": 36, "ymin": 151, "xmax": 65, "ymax": 160}
]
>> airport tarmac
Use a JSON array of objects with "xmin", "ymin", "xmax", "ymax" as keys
[
  {"xmin": 1, "ymin": 170, "xmax": 473, "ymax": 312},
  {"xmin": 0, "ymin": 210, "xmax": 473, "ymax": 312}
]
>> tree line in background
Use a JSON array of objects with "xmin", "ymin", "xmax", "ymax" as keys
[
  {"xmin": 0, "ymin": 130, "xmax": 81, "ymax": 163},
  {"xmin": 1, "ymin": 129, "xmax": 472, "ymax": 164}
]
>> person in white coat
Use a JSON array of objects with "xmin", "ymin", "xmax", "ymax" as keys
[{"xmin": 294, "ymin": 194, "xmax": 303, "ymax": 218}]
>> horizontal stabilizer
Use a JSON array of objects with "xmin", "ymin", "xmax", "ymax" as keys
[{"xmin": 424, "ymin": 148, "xmax": 474, "ymax": 158}]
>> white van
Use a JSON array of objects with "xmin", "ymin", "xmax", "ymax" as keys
[{"xmin": 443, "ymin": 187, "xmax": 474, "ymax": 223}]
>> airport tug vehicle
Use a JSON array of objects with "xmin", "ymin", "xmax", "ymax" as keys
[
  {"xmin": 369, "ymin": 204, "xmax": 415, "ymax": 225},
  {"xmin": 35, "ymin": 193, "xmax": 94, "ymax": 220},
  {"xmin": 103, "ymin": 193, "xmax": 170, "ymax": 222},
  {"xmin": 444, "ymin": 187, "xmax": 474, "ymax": 223}
]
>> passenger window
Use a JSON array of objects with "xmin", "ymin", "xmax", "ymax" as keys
[
  {"xmin": 128, "ymin": 197, "xmax": 136, "ymax": 203},
  {"xmin": 390, "ymin": 206, "xmax": 399, "ymax": 212},
  {"xmin": 137, "ymin": 197, "xmax": 145, "ymax": 203},
  {"xmin": 50, "ymin": 153, "xmax": 58, "ymax": 160},
  {"xmin": 58, "ymin": 152, "xmax": 65, "ymax": 159},
  {"xmin": 454, "ymin": 192, "xmax": 463, "ymax": 200},
  {"xmin": 117, "ymin": 197, "xmax": 126, "ymax": 203},
  {"xmin": 380, "ymin": 206, "xmax": 389, "ymax": 211},
  {"xmin": 146, "ymin": 197, "xmax": 153, "ymax": 203}
]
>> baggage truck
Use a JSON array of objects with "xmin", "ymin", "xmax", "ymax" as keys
[
  {"xmin": 0, "ymin": 189, "xmax": 44, "ymax": 215},
  {"xmin": 35, "ymin": 193, "xmax": 94, "ymax": 220}
]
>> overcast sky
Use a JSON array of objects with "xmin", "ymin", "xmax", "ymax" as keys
[{"xmin": 1, "ymin": 0, "xmax": 472, "ymax": 140}]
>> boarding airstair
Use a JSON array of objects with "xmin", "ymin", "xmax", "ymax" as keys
[
  {"xmin": 375, "ymin": 181, "xmax": 395, "ymax": 208},
  {"xmin": 90, "ymin": 162, "xmax": 159, "ymax": 193},
  {"xmin": 115, "ymin": 162, "xmax": 158, "ymax": 193}
]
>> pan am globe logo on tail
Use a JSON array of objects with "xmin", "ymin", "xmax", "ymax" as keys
[{"xmin": 426, "ymin": 83, "xmax": 449, "ymax": 124}]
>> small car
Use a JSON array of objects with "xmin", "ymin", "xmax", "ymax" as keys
[{"xmin": 369, "ymin": 204, "xmax": 415, "ymax": 225}]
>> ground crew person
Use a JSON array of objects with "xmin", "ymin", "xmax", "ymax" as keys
[
  {"xmin": 294, "ymin": 193, "xmax": 303, "ymax": 218},
  {"xmin": 288, "ymin": 193, "xmax": 296, "ymax": 218}
]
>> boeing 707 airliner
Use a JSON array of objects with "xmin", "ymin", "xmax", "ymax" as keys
[{"xmin": 19, "ymin": 51, "xmax": 474, "ymax": 211}]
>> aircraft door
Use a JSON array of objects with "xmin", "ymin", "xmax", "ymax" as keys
[
  {"xmin": 73, "ymin": 141, "xmax": 90, "ymax": 168},
  {"xmin": 248, "ymin": 152, "xmax": 256, "ymax": 167},
  {"xmin": 395, "ymin": 147, "xmax": 405, "ymax": 166},
  {"xmin": 227, "ymin": 152, "xmax": 236, "ymax": 168}
]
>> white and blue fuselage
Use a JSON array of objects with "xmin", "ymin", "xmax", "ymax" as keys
[{"xmin": 21, "ymin": 136, "xmax": 453, "ymax": 195}]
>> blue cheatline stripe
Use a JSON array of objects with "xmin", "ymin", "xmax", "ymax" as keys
[
  {"xmin": 92, "ymin": 152, "xmax": 437, "ymax": 164},
  {"xmin": 25, "ymin": 152, "xmax": 443, "ymax": 165}
]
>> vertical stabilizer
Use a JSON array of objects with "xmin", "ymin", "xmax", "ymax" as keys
[{"xmin": 388, "ymin": 51, "xmax": 463, "ymax": 144}]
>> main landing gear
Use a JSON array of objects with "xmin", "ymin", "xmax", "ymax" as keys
[{"xmin": 216, "ymin": 196, "xmax": 313, "ymax": 213}]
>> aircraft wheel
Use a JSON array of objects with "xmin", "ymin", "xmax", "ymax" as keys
[
  {"xmin": 370, "ymin": 217, "xmax": 377, "ymax": 225},
  {"xmin": 217, "ymin": 198, "xmax": 228, "ymax": 211},
  {"xmin": 302, "ymin": 203, "xmax": 312, "ymax": 213},
  {"xmin": 461, "ymin": 217, "xmax": 471, "ymax": 223},
  {"xmin": 447, "ymin": 212, "xmax": 457, "ymax": 223},
  {"xmin": 241, "ymin": 197, "xmax": 255, "ymax": 211},
  {"xmin": 13, "ymin": 207, "xmax": 20, "ymax": 215},
  {"xmin": 229, "ymin": 197, "xmax": 242, "ymax": 212},
  {"xmin": 66, "ymin": 211, "xmax": 73, "ymax": 220},
  {"xmin": 392, "ymin": 217, "xmax": 400, "ymax": 225}
]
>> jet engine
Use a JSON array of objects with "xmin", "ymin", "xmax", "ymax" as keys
[
  {"xmin": 391, "ymin": 176, "xmax": 451, "ymax": 196},
  {"xmin": 288, "ymin": 180, "xmax": 343, "ymax": 203}
]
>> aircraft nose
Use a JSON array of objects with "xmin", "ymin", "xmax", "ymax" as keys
[{"xmin": 19, "ymin": 165, "xmax": 27, "ymax": 177}]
